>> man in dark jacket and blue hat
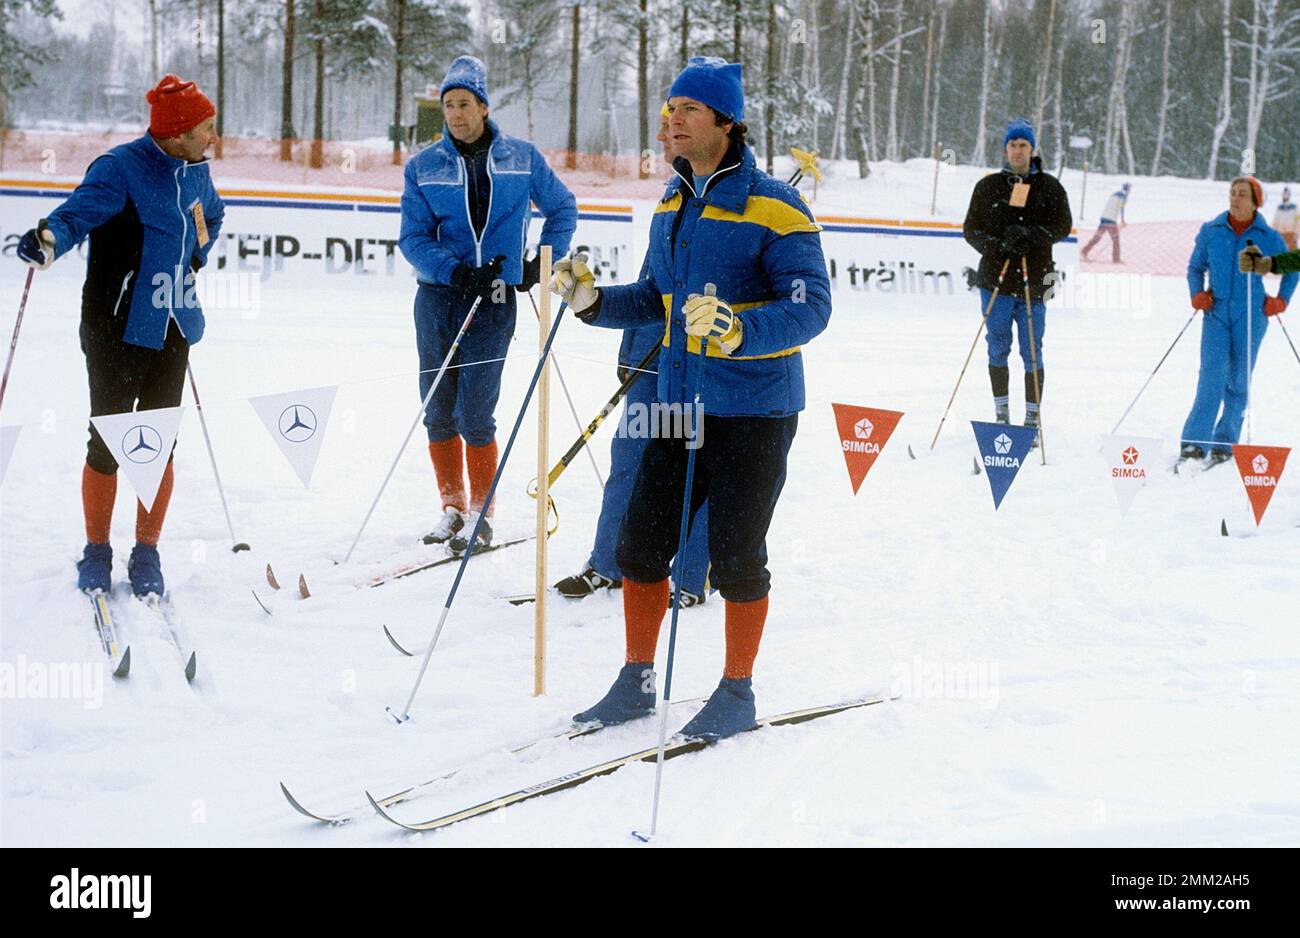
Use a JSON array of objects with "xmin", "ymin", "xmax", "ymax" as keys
[
  {"xmin": 550, "ymin": 57, "xmax": 832, "ymax": 741},
  {"xmin": 400, "ymin": 55, "xmax": 577, "ymax": 553},
  {"xmin": 962, "ymin": 118, "xmax": 1072, "ymax": 444},
  {"xmin": 16, "ymin": 74, "xmax": 224, "ymax": 598}
]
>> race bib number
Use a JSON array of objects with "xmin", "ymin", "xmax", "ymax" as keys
[
  {"xmin": 191, "ymin": 202, "xmax": 209, "ymax": 247},
  {"xmin": 1009, "ymin": 182, "xmax": 1030, "ymax": 208}
]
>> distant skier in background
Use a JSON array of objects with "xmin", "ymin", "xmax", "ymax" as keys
[
  {"xmin": 1081, "ymin": 181, "xmax": 1129, "ymax": 263},
  {"xmin": 552, "ymin": 103, "xmax": 712, "ymax": 607},
  {"xmin": 14, "ymin": 75, "xmax": 223, "ymax": 598},
  {"xmin": 1179, "ymin": 176, "xmax": 1296, "ymax": 468},
  {"xmin": 1272, "ymin": 186, "xmax": 1297, "ymax": 251},
  {"xmin": 399, "ymin": 55, "xmax": 577, "ymax": 554},
  {"xmin": 961, "ymin": 118, "xmax": 1073, "ymax": 445}
]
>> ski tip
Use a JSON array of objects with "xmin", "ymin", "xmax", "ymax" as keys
[
  {"xmin": 382, "ymin": 625, "xmax": 415, "ymax": 657},
  {"xmin": 184, "ymin": 652, "xmax": 197, "ymax": 683},
  {"xmin": 113, "ymin": 646, "xmax": 131, "ymax": 679},
  {"xmin": 907, "ymin": 444, "xmax": 916, "ymax": 460},
  {"xmin": 972, "ymin": 455, "xmax": 983, "ymax": 476},
  {"xmin": 252, "ymin": 589, "xmax": 273, "ymax": 616},
  {"xmin": 1220, "ymin": 518, "xmax": 1229, "ymax": 537},
  {"xmin": 297, "ymin": 573, "xmax": 311, "ymax": 599},
  {"xmin": 631, "ymin": 829, "xmax": 654, "ymax": 843},
  {"xmin": 265, "ymin": 564, "xmax": 281, "ymax": 590},
  {"xmin": 232, "ymin": 542, "xmax": 251, "ymax": 553},
  {"xmin": 384, "ymin": 705, "xmax": 412, "ymax": 725}
]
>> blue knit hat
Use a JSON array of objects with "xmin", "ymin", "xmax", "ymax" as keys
[
  {"xmin": 441, "ymin": 55, "xmax": 489, "ymax": 108},
  {"xmin": 669, "ymin": 56, "xmax": 744, "ymax": 123},
  {"xmin": 1003, "ymin": 118, "xmax": 1036, "ymax": 151}
]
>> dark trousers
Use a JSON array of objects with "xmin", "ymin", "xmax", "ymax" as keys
[
  {"xmin": 82, "ymin": 318, "xmax": 189, "ymax": 474},
  {"xmin": 413, "ymin": 284, "xmax": 516, "ymax": 448},
  {"xmin": 616, "ymin": 414, "xmax": 797, "ymax": 603}
]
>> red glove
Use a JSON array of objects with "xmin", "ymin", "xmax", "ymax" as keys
[
  {"xmin": 1263, "ymin": 296, "xmax": 1287, "ymax": 317},
  {"xmin": 1191, "ymin": 291, "xmax": 1214, "ymax": 311}
]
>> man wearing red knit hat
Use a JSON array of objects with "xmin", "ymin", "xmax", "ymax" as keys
[{"xmin": 15, "ymin": 75, "xmax": 224, "ymax": 598}]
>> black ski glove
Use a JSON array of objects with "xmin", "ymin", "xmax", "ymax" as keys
[
  {"xmin": 516, "ymin": 254, "xmax": 541, "ymax": 293},
  {"xmin": 452, "ymin": 255, "xmax": 507, "ymax": 298},
  {"xmin": 1000, "ymin": 224, "xmax": 1035, "ymax": 256}
]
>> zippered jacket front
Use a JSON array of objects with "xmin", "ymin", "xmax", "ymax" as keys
[
  {"xmin": 44, "ymin": 133, "xmax": 225, "ymax": 350},
  {"xmin": 399, "ymin": 119, "xmax": 577, "ymax": 286}
]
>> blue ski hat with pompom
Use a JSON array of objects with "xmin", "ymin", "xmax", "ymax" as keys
[
  {"xmin": 669, "ymin": 56, "xmax": 744, "ymax": 123},
  {"xmin": 441, "ymin": 55, "xmax": 489, "ymax": 108},
  {"xmin": 1003, "ymin": 117, "xmax": 1036, "ymax": 151}
]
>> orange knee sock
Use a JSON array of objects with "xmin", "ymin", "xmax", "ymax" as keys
[
  {"xmin": 723, "ymin": 596, "xmax": 769, "ymax": 679},
  {"xmin": 624, "ymin": 578, "xmax": 669, "ymax": 664},
  {"xmin": 135, "ymin": 458, "xmax": 174, "ymax": 546},
  {"xmin": 428, "ymin": 437, "xmax": 466, "ymax": 511},
  {"xmin": 82, "ymin": 463, "xmax": 117, "ymax": 544},
  {"xmin": 466, "ymin": 439, "xmax": 499, "ymax": 517}
]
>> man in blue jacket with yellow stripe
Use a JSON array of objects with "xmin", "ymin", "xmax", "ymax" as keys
[
  {"xmin": 550, "ymin": 57, "xmax": 832, "ymax": 740},
  {"xmin": 400, "ymin": 56, "xmax": 577, "ymax": 553},
  {"xmin": 16, "ymin": 75, "xmax": 224, "ymax": 598}
]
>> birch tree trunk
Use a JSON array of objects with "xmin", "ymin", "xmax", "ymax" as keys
[
  {"xmin": 1033, "ymin": 0, "xmax": 1056, "ymax": 135},
  {"xmin": 930, "ymin": 0, "xmax": 946, "ymax": 158},
  {"xmin": 1207, "ymin": 0, "xmax": 1233, "ymax": 179},
  {"xmin": 1150, "ymin": 0, "xmax": 1173, "ymax": 175},
  {"xmin": 867, "ymin": 9, "xmax": 878, "ymax": 162},
  {"xmin": 851, "ymin": 3, "xmax": 871, "ymax": 178},
  {"xmin": 280, "ymin": 0, "xmax": 294, "ymax": 162},
  {"xmin": 887, "ymin": 0, "xmax": 902, "ymax": 162},
  {"xmin": 830, "ymin": 3, "xmax": 856, "ymax": 160},
  {"xmin": 567, "ymin": 3, "xmax": 579, "ymax": 170},
  {"xmin": 919, "ymin": 0, "xmax": 936, "ymax": 160},
  {"xmin": 970, "ymin": 0, "xmax": 991, "ymax": 166}
]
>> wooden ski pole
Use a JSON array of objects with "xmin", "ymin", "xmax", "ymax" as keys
[{"xmin": 1021, "ymin": 255, "xmax": 1046, "ymax": 464}]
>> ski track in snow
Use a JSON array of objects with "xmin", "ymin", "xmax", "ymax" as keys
[{"xmin": 2, "ymin": 161, "xmax": 1299, "ymax": 847}]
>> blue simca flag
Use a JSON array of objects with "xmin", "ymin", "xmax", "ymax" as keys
[{"xmin": 971, "ymin": 421, "xmax": 1038, "ymax": 509}]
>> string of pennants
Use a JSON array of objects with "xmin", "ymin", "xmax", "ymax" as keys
[
  {"xmin": 0, "ymin": 394, "xmax": 1291, "ymax": 529},
  {"xmin": 0, "ymin": 385, "xmax": 338, "ymax": 509},
  {"xmin": 831, "ymin": 402, "xmax": 1292, "ymax": 527}
]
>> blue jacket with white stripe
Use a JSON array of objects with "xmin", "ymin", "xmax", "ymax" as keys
[
  {"xmin": 44, "ymin": 133, "xmax": 225, "ymax": 349},
  {"xmin": 591, "ymin": 143, "xmax": 832, "ymax": 417},
  {"xmin": 399, "ymin": 119, "xmax": 578, "ymax": 286}
]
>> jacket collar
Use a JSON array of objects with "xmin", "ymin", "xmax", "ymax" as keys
[
  {"xmin": 1001, "ymin": 154, "xmax": 1043, "ymax": 182},
  {"xmin": 139, "ymin": 132, "xmax": 210, "ymax": 169},
  {"xmin": 440, "ymin": 118, "xmax": 506, "ymax": 160},
  {"xmin": 1212, "ymin": 209, "xmax": 1266, "ymax": 234},
  {"xmin": 667, "ymin": 140, "xmax": 752, "ymax": 214}
]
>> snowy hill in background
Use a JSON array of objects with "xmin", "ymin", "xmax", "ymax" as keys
[{"xmin": 1, "ymin": 155, "xmax": 1297, "ymax": 847}]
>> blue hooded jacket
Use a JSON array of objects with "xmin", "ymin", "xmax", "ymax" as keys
[
  {"xmin": 1188, "ymin": 211, "xmax": 1297, "ymax": 320},
  {"xmin": 591, "ymin": 143, "xmax": 831, "ymax": 417},
  {"xmin": 399, "ymin": 119, "xmax": 577, "ymax": 285},
  {"xmin": 44, "ymin": 133, "xmax": 224, "ymax": 349}
]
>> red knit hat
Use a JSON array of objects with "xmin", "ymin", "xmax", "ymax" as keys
[
  {"xmin": 147, "ymin": 75, "xmax": 215, "ymax": 139},
  {"xmin": 1231, "ymin": 175, "xmax": 1264, "ymax": 208}
]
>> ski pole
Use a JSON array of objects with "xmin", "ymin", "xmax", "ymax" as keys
[
  {"xmin": 1109, "ymin": 312, "xmax": 1196, "ymax": 436},
  {"xmin": 186, "ymin": 360, "xmax": 250, "ymax": 552},
  {"xmin": 0, "ymin": 268, "xmax": 34, "ymax": 416},
  {"xmin": 536, "ymin": 341, "xmax": 660, "ymax": 491},
  {"xmin": 1245, "ymin": 239, "xmax": 1255, "ymax": 444},
  {"xmin": 1021, "ymin": 255, "xmax": 1046, "ymax": 465},
  {"xmin": 930, "ymin": 258, "xmax": 1011, "ymax": 449},
  {"xmin": 344, "ymin": 293, "xmax": 484, "ymax": 563},
  {"xmin": 1276, "ymin": 315, "xmax": 1300, "ymax": 366},
  {"xmin": 388, "ymin": 301, "xmax": 569, "ymax": 724},
  {"xmin": 639, "ymin": 284, "xmax": 715, "ymax": 842},
  {"xmin": 527, "ymin": 289, "xmax": 603, "ymax": 490}
]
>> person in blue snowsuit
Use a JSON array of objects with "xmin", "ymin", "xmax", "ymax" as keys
[
  {"xmin": 1179, "ymin": 176, "xmax": 1297, "ymax": 466},
  {"xmin": 553, "ymin": 104, "xmax": 711, "ymax": 606},
  {"xmin": 14, "ymin": 74, "xmax": 223, "ymax": 599},
  {"xmin": 550, "ymin": 58, "xmax": 832, "ymax": 741},
  {"xmin": 399, "ymin": 55, "xmax": 577, "ymax": 553}
]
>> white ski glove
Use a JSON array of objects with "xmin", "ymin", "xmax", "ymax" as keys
[
  {"xmin": 549, "ymin": 252, "xmax": 599, "ymax": 314},
  {"xmin": 682, "ymin": 286, "xmax": 743, "ymax": 355}
]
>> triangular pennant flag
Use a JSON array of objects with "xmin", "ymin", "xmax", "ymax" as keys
[
  {"xmin": 971, "ymin": 421, "xmax": 1038, "ymax": 509},
  {"xmin": 0, "ymin": 425, "xmax": 21, "ymax": 486},
  {"xmin": 248, "ymin": 385, "xmax": 338, "ymax": 487},
  {"xmin": 1232, "ymin": 444, "xmax": 1290, "ymax": 526},
  {"xmin": 1100, "ymin": 435, "xmax": 1162, "ymax": 516},
  {"xmin": 831, "ymin": 403, "xmax": 903, "ymax": 494},
  {"xmin": 91, "ymin": 406, "xmax": 185, "ymax": 512}
]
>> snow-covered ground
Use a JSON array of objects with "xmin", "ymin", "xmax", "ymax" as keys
[{"xmin": 1, "ymin": 159, "xmax": 1298, "ymax": 847}]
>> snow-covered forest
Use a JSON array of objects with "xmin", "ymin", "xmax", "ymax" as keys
[{"xmin": 3, "ymin": 0, "xmax": 1300, "ymax": 181}]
